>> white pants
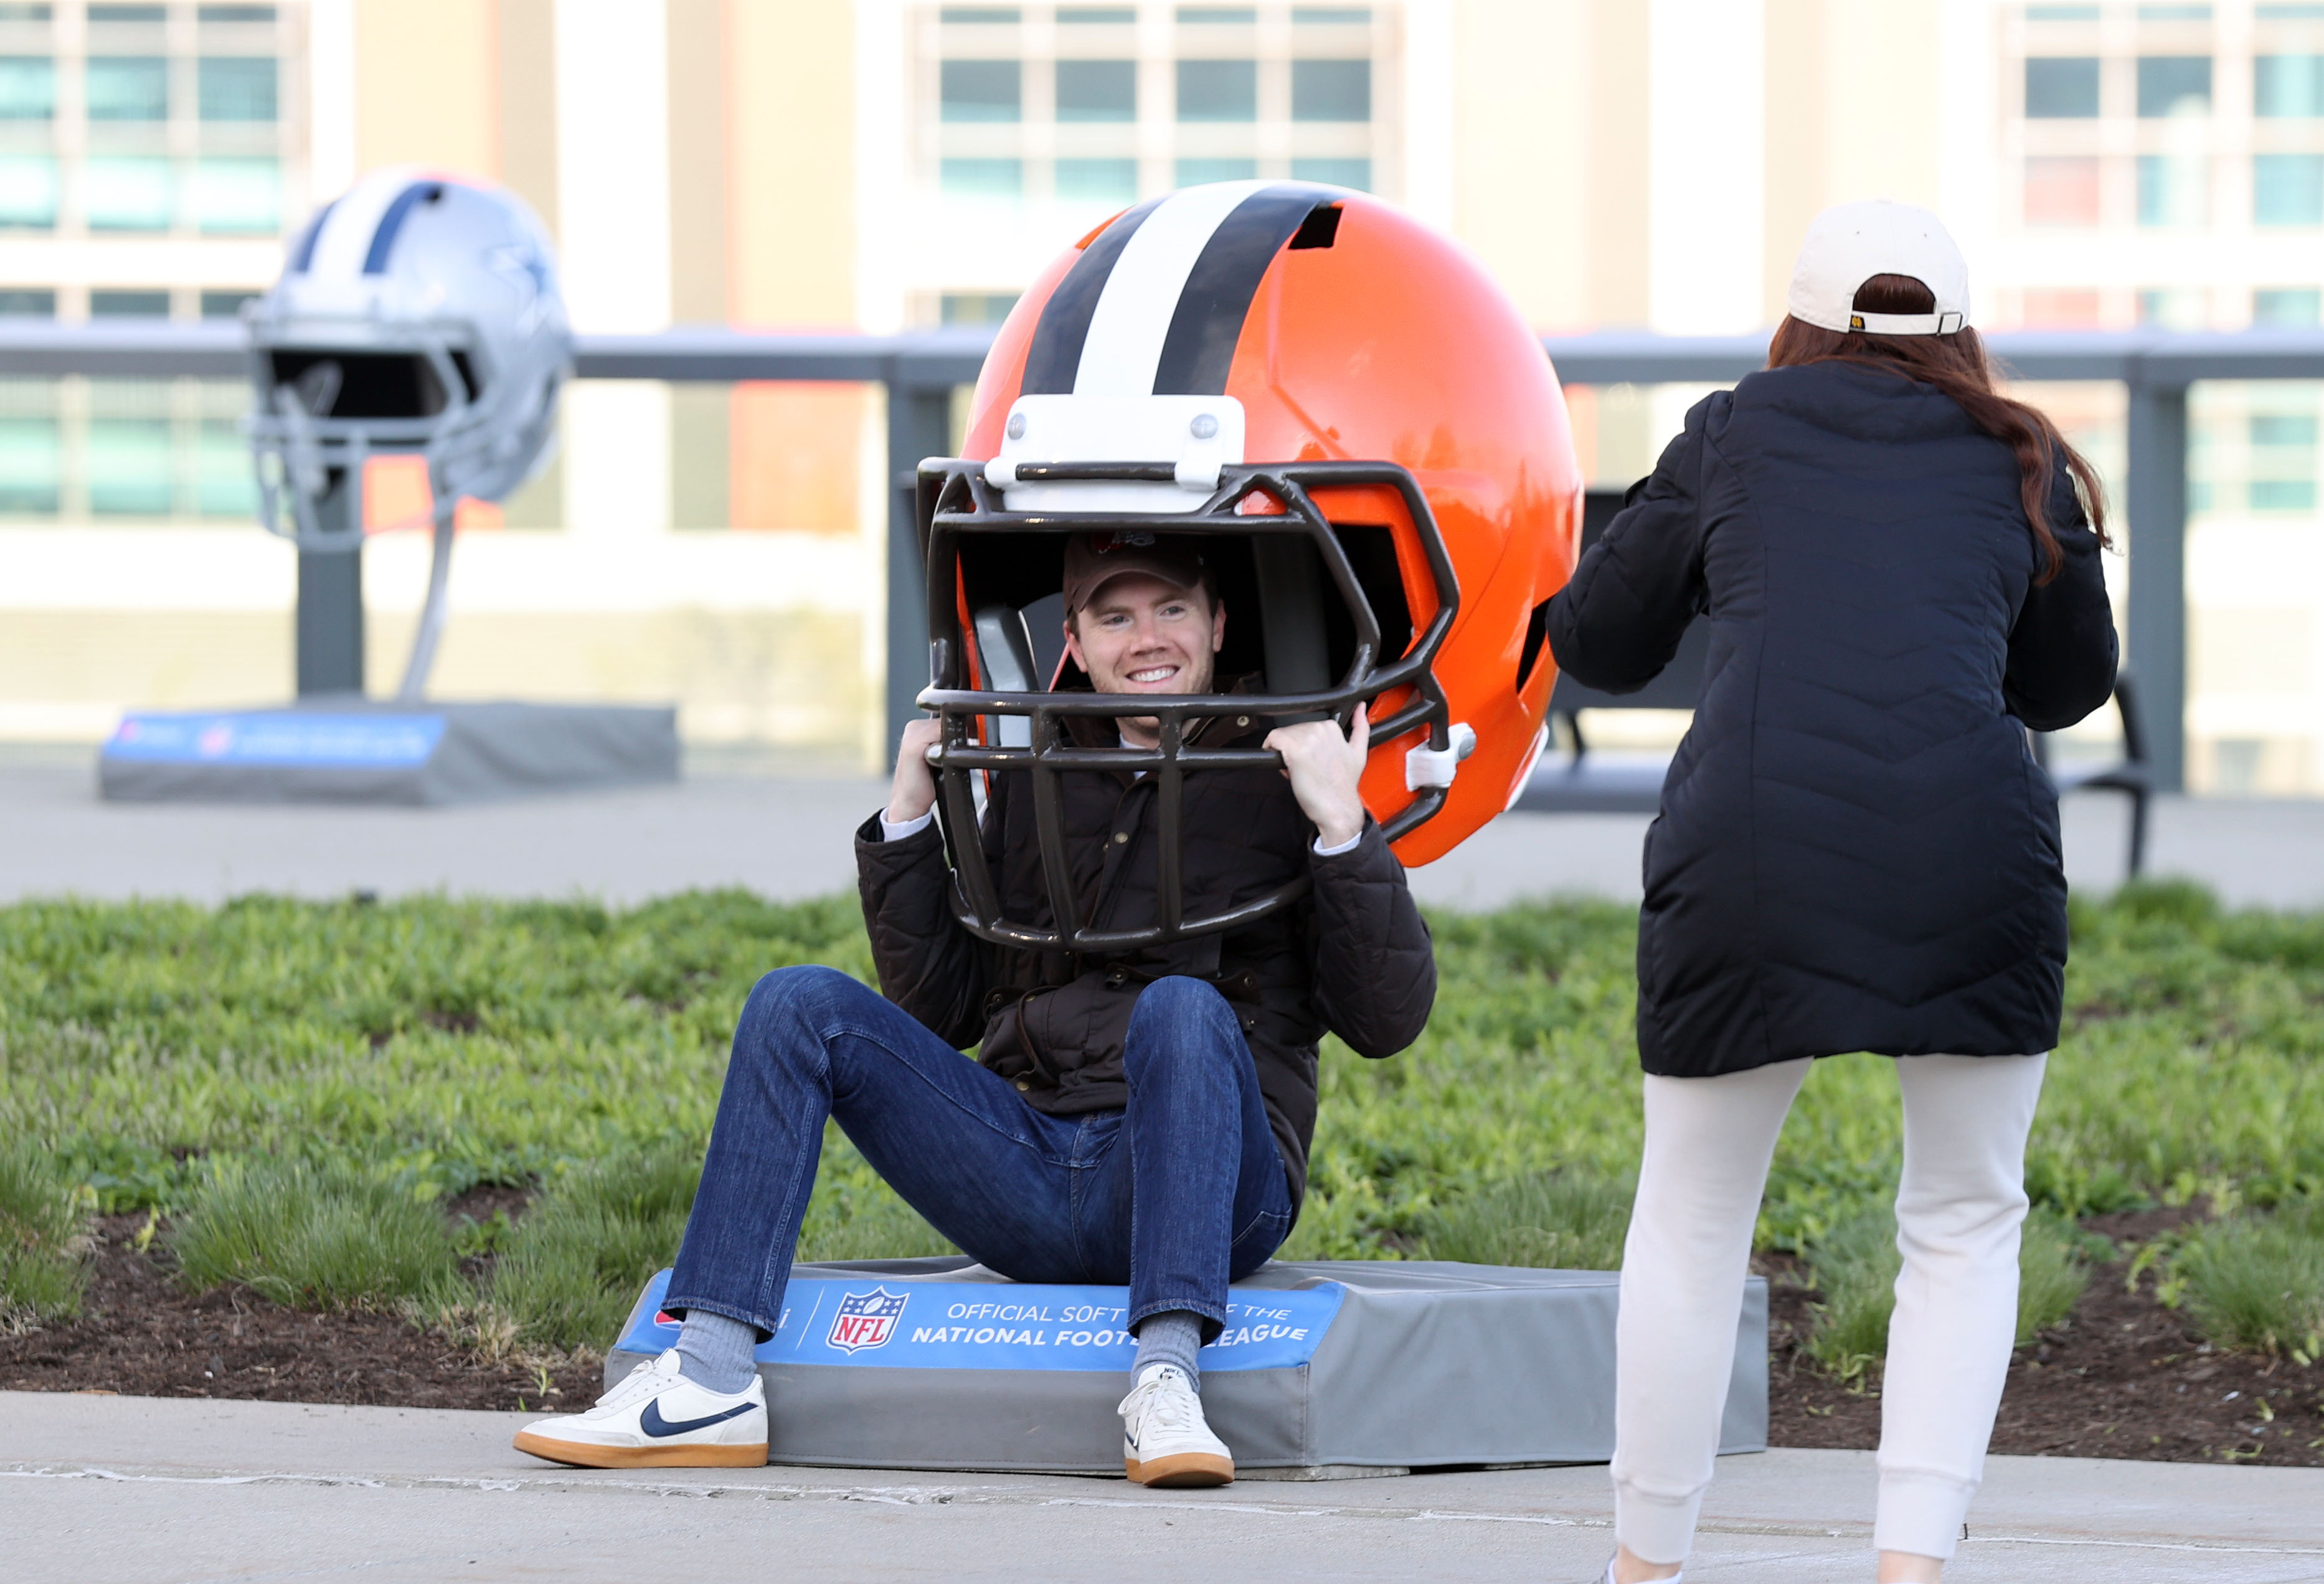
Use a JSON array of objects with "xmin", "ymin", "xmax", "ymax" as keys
[{"xmin": 1610, "ymin": 1053, "xmax": 2048, "ymax": 1565}]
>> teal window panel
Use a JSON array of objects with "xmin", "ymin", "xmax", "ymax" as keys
[
  {"xmin": 1058, "ymin": 6, "xmax": 1135, "ymax": 19},
  {"xmin": 1292, "ymin": 58, "xmax": 1368, "ymax": 120},
  {"xmin": 942, "ymin": 59, "xmax": 1020, "ymax": 121},
  {"xmin": 0, "ymin": 152, "xmax": 57, "ymax": 227},
  {"xmin": 940, "ymin": 292, "xmax": 1020, "ymax": 325},
  {"xmin": 198, "ymin": 6, "xmax": 279, "ymax": 20},
  {"xmin": 200, "ymin": 288, "xmax": 257, "ymax": 318},
  {"xmin": 2255, "ymin": 286, "xmax": 2323, "ymax": 324},
  {"xmin": 2250, "ymin": 478, "xmax": 2318, "ymax": 509},
  {"xmin": 0, "ymin": 56, "xmax": 54, "ymax": 119},
  {"xmin": 197, "ymin": 55, "xmax": 274, "ymax": 121},
  {"xmin": 197, "ymin": 419, "xmax": 255, "ymax": 517},
  {"xmin": 940, "ymin": 156, "xmax": 1022, "ymax": 197},
  {"xmin": 0, "ymin": 416, "xmax": 60, "ymax": 514},
  {"xmin": 940, "ymin": 7, "xmax": 1020, "ymax": 19},
  {"xmin": 1177, "ymin": 59, "xmax": 1255, "ymax": 120},
  {"xmin": 90, "ymin": 288, "xmax": 168, "ymax": 316},
  {"xmin": 1056, "ymin": 59, "xmax": 1134, "ymax": 120},
  {"xmin": 87, "ymin": 55, "xmax": 167, "ymax": 120},
  {"xmin": 2251, "ymin": 413, "xmax": 2318, "ymax": 446},
  {"xmin": 87, "ymin": 417, "xmax": 173, "ymax": 516},
  {"xmin": 2138, "ymin": 55, "xmax": 2211, "ymax": 116},
  {"xmin": 1178, "ymin": 7, "xmax": 1257, "ymax": 20},
  {"xmin": 2256, "ymin": 54, "xmax": 2324, "ymax": 116},
  {"xmin": 1176, "ymin": 156, "xmax": 1255, "ymax": 184},
  {"xmin": 2255, "ymin": 153, "xmax": 2324, "ymax": 224},
  {"xmin": 1056, "ymin": 156, "xmax": 1137, "ymax": 201},
  {"xmin": 1292, "ymin": 156, "xmax": 1369, "ymax": 189},
  {"xmin": 190, "ymin": 156, "xmax": 278, "ymax": 232},
  {"xmin": 2137, "ymin": 154, "xmax": 2207, "ymax": 224},
  {"xmin": 0, "ymin": 288, "xmax": 54, "ymax": 314},
  {"xmin": 85, "ymin": 156, "xmax": 171, "ymax": 230},
  {"xmin": 2026, "ymin": 57, "xmax": 2100, "ymax": 116}
]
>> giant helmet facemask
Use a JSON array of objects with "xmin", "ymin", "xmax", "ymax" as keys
[{"xmin": 917, "ymin": 181, "xmax": 1584, "ymax": 953}]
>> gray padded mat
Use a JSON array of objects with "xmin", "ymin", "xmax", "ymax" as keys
[
  {"xmin": 98, "ymin": 698, "xmax": 678, "ymax": 804},
  {"xmin": 606, "ymin": 1257, "xmax": 1768, "ymax": 1475}
]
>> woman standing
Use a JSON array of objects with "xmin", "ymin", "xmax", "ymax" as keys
[{"xmin": 1545, "ymin": 201, "xmax": 2118, "ymax": 1584}]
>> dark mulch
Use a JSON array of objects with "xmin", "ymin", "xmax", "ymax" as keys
[
  {"xmin": 0, "ymin": 1209, "xmax": 600, "ymax": 1414},
  {"xmin": 9, "ymin": 1204, "xmax": 2320, "ymax": 1467},
  {"xmin": 1764, "ymin": 1207, "xmax": 2324, "ymax": 1467}
]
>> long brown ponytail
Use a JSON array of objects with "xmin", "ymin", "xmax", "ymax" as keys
[{"xmin": 1765, "ymin": 275, "xmax": 2110, "ymax": 584}]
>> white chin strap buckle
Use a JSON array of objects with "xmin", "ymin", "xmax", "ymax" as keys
[{"xmin": 1405, "ymin": 723, "xmax": 1476, "ymax": 791}]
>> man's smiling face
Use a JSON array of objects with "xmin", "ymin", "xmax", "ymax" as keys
[{"xmin": 1064, "ymin": 572, "xmax": 1227, "ymax": 748}]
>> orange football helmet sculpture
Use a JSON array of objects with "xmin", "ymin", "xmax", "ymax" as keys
[{"xmin": 916, "ymin": 181, "xmax": 1580, "ymax": 950}]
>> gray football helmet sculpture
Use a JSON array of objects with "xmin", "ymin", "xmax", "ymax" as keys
[{"xmin": 247, "ymin": 166, "xmax": 572, "ymax": 700}]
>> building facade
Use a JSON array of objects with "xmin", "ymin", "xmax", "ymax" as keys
[{"xmin": 1, "ymin": 0, "xmax": 2317, "ymax": 788}]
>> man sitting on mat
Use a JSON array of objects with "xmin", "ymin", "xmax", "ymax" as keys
[{"xmin": 513, "ymin": 532, "xmax": 1435, "ymax": 1486}]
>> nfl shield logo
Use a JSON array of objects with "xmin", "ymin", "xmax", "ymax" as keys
[{"xmin": 826, "ymin": 1286, "xmax": 908, "ymax": 1353}]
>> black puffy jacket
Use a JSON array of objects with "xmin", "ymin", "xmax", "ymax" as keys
[
  {"xmin": 855, "ymin": 706, "xmax": 1435, "ymax": 1205},
  {"xmin": 1545, "ymin": 359, "xmax": 2118, "ymax": 1077}
]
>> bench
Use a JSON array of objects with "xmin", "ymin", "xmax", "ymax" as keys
[{"xmin": 1517, "ymin": 490, "xmax": 2152, "ymax": 879}]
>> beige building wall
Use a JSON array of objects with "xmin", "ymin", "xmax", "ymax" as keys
[
  {"xmin": 352, "ymin": 0, "xmax": 498, "ymax": 174},
  {"xmin": 730, "ymin": 0, "xmax": 856, "ymax": 326}
]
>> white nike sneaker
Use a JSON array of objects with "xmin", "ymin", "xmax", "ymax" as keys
[
  {"xmin": 1117, "ymin": 1363, "xmax": 1234, "ymax": 1487},
  {"xmin": 512, "ymin": 1349, "xmax": 767, "ymax": 1469}
]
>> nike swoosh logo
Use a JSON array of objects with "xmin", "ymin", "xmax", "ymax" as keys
[{"xmin": 640, "ymin": 1398, "xmax": 756, "ymax": 1438}]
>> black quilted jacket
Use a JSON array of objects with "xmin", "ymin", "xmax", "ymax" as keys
[
  {"xmin": 1544, "ymin": 359, "xmax": 2118, "ymax": 1077},
  {"xmin": 855, "ymin": 710, "xmax": 1435, "ymax": 1205}
]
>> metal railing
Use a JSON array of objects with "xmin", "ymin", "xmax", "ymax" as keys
[{"xmin": 11, "ymin": 318, "xmax": 2324, "ymax": 792}]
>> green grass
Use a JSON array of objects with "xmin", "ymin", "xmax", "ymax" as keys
[
  {"xmin": 4, "ymin": 880, "xmax": 2323, "ymax": 1354},
  {"xmin": 489, "ymin": 1143, "xmax": 704, "ymax": 1351},
  {"xmin": 2175, "ymin": 1197, "xmax": 2324, "ymax": 1360},
  {"xmin": 168, "ymin": 1155, "xmax": 463, "ymax": 1311},
  {"xmin": 1416, "ymin": 1167, "xmax": 1632, "ymax": 1270},
  {"xmin": 1800, "ymin": 1209, "xmax": 2095, "ymax": 1379},
  {"xmin": 0, "ymin": 1137, "xmax": 90, "ymax": 1329}
]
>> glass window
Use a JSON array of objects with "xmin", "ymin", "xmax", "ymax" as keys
[
  {"xmin": 2138, "ymin": 55, "xmax": 2211, "ymax": 116},
  {"xmin": 2137, "ymin": 154, "xmax": 2208, "ymax": 224},
  {"xmin": 0, "ymin": 6, "xmax": 55, "ymax": 19},
  {"xmin": 200, "ymin": 288, "xmax": 257, "ymax": 318},
  {"xmin": 83, "ymin": 156, "xmax": 171, "ymax": 229},
  {"xmin": 1178, "ymin": 7, "xmax": 1257, "ymax": 21},
  {"xmin": 940, "ymin": 156, "xmax": 1021, "ymax": 197},
  {"xmin": 2251, "ymin": 479, "xmax": 2317, "ymax": 509},
  {"xmin": 2256, "ymin": 153, "xmax": 2324, "ymax": 224},
  {"xmin": 1292, "ymin": 58, "xmax": 1369, "ymax": 121},
  {"xmin": 198, "ymin": 56, "xmax": 274, "ymax": 121},
  {"xmin": 2024, "ymin": 156, "xmax": 2101, "ymax": 225},
  {"xmin": 2255, "ymin": 286, "xmax": 2323, "ymax": 324},
  {"xmin": 0, "ymin": 56, "xmax": 53, "ymax": 119},
  {"xmin": 87, "ymin": 423, "xmax": 172, "ymax": 516},
  {"xmin": 940, "ymin": 291, "xmax": 1019, "ymax": 324},
  {"xmin": 1056, "ymin": 59, "xmax": 1134, "ymax": 121},
  {"xmin": 1176, "ymin": 156, "xmax": 1255, "ymax": 184},
  {"xmin": 941, "ymin": 59, "xmax": 1019, "ymax": 121},
  {"xmin": 88, "ymin": 4, "xmax": 166, "ymax": 19},
  {"xmin": 2256, "ymin": 55, "xmax": 2324, "ymax": 117},
  {"xmin": 90, "ymin": 288, "xmax": 168, "ymax": 316},
  {"xmin": 2259, "ymin": 3, "xmax": 2324, "ymax": 15},
  {"xmin": 1056, "ymin": 156, "xmax": 1137, "ymax": 201},
  {"xmin": 2137, "ymin": 3, "xmax": 2210, "ymax": 16},
  {"xmin": 2138, "ymin": 286, "xmax": 2204, "ymax": 326},
  {"xmin": 0, "ymin": 288, "xmax": 52, "ymax": 313},
  {"xmin": 0, "ymin": 392, "xmax": 60, "ymax": 516},
  {"xmin": 197, "ymin": 6, "xmax": 278, "ymax": 19},
  {"xmin": 197, "ymin": 418, "xmax": 253, "ymax": 517},
  {"xmin": 1176, "ymin": 59, "xmax": 1255, "ymax": 120},
  {"xmin": 189, "ymin": 156, "xmax": 277, "ymax": 231},
  {"xmin": 1292, "ymin": 156, "xmax": 1369, "ymax": 189},
  {"xmin": 0, "ymin": 151, "xmax": 55, "ymax": 226},
  {"xmin": 940, "ymin": 7, "xmax": 1020, "ymax": 21},
  {"xmin": 1295, "ymin": 7, "xmax": 1372, "ymax": 20},
  {"xmin": 1057, "ymin": 6, "xmax": 1135, "ymax": 19},
  {"xmin": 2026, "ymin": 57, "xmax": 2100, "ymax": 116},
  {"xmin": 87, "ymin": 55, "xmax": 167, "ymax": 120}
]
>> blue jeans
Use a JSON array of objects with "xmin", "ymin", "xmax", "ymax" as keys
[{"xmin": 665, "ymin": 965, "xmax": 1297, "ymax": 1341}]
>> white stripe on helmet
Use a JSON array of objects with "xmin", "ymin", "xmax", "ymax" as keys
[
  {"xmin": 302, "ymin": 164, "xmax": 433, "ymax": 281},
  {"xmin": 1072, "ymin": 180, "xmax": 1273, "ymax": 398}
]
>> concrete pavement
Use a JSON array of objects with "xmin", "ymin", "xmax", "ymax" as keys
[
  {"xmin": 5, "ymin": 750, "xmax": 2318, "ymax": 908},
  {"xmin": 3, "ymin": 1392, "xmax": 2322, "ymax": 1583}
]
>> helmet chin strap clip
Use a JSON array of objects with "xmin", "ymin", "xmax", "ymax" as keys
[{"xmin": 1405, "ymin": 722, "xmax": 1476, "ymax": 791}]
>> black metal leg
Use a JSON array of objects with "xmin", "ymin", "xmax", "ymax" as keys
[{"xmin": 2127, "ymin": 786, "xmax": 2149, "ymax": 880}]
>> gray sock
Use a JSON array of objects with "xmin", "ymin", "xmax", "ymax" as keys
[
  {"xmin": 674, "ymin": 1308, "xmax": 761, "ymax": 1395},
  {"xmin": 1131, "ymin": 1310, "xmax": 1207, "ymax": 1392}
]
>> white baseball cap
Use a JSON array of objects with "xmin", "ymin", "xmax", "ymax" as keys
[{"xmin": 1787, "ymin": 199, "xmax": 1970, "ymax": 336}]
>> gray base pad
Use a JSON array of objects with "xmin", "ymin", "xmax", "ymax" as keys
[
  {"xmin": 98, "ymin": 699, "xmax": 679, "ymax": 806},
  {"xmin": 607, "ymin": 1258, "xmax": 1767, "ymax": 1476}
]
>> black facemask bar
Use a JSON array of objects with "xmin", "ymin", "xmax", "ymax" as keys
[{"xmin": 915, "ymin": 456, "xmax": 1462, "ymax": 952}]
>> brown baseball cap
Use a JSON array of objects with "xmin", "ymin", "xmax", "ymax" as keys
[{"xmin": 1061, "ymin": 531, "xmax": 1210, "ymax": 616}]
